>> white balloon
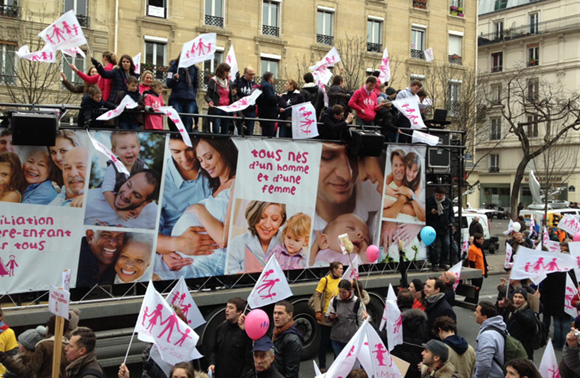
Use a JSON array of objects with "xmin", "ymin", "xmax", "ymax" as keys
[{"xmin": 513, "ymin": 222, "xmax": 521, "ymax": 232}]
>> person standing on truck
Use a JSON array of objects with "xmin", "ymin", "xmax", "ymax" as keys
[
  {"xmin": 426, "ymin": 187, "xmax": 454, "ymax": 271},
  {"xmin": 208, "ymin": 297, "xmax": 253, "ymax": 378}
]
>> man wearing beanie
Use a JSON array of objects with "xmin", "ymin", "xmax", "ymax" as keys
[
  {"xmin": 500, "ymin": 287, "xmax": 536, "ymax": 360},
  {"xmin": 419, "ymin": 339, "xmax": 458, "ymax": 378}
]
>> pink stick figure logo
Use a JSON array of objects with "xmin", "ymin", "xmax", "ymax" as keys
[
  {"xmin": 6, "ymin": 255, "xmax": 18, "ymax": 277},
  {"xmin": 142, "ymin": 304, "xmax": 164, "ymax": 332},
  {"xmin": 548, "ymin": 367, "xmax": 560, "ymax": 378},
  {"xmin": 393, "ymin": 314, "xmax": 403, "ymax": 334},
  {"xmin": 51, "ymin": 24, "xmax": 66, "ymax": 43},
  {"xmin": 256, "ymin": 269, "xmax": 280, "ymax": 300},
  {"xmin": 174, "ymin": 328, "xmax": 192, "ymax": 346},
  {"xmin": 565, "ymin": 287, "xmax": 575, "ymax": 310},
  {"xmin": 372, "ymin": 343, "xmax": 390, "ymax": 367},
  {"xmin": 158, "ymin": 313, "xmax": 181, "ymax": 342}
]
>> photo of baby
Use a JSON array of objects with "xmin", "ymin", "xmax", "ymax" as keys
[{"xmin": 265, "ymin": 212, "xmax": 311, "ymax": 270}]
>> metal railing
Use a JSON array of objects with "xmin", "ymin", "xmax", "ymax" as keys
[
  {"xmin": 448, "ymin": 55, "xmax": 462, "ymax": 65},
  {"xmin": 204, "ymin": 14, "xmax": 224, "ymax": 28},
  {"xmin": 317, "ymin": 34, "xmax": 334, "ymax": 45},
  {"xmin": 411, "ymin": 49, "xmax": 425, "ymax": 59},
  {"xmin": 76, "ymin": 14, "xmax": 90, "ymax": 27},
  {"xmin": 478, "ymin": 14, "xmax": 580, "ymax": 46},
  {"xmin": 413, "ymin": 0, "xmax": 428, "ymax": 9},
  {"xmin": 141, "ymin": 64, "xmax": 170, "ymax": 85},
  {"xmin": 0, "ymin": 4, "xmax": 19, "ymax": 18},
  {"xmin": 491, "ymin": 65, "xmax": 503, "ymax": 73},
  {"xmin": 262, "ymin": 25, "xmax": 279, "ymax": 37},
  {"xmin": 367, "ymin": 42, "xmax": 382, "ymax": 53}
]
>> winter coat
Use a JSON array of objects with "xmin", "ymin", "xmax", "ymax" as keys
[
  {"xmin": 278, "ymin": 90, "xmax": 305, "ymax": 121},
  {"xmin": 468, "ymin": 243, "xmax": 487, "ymax": 276},
  {"xmin": 318, "ymin": 107, "xmax": 349, "ymax": 140},
  {"xmin": 62, "ymin": 79, "xmax": 85, "ymax": 94},
  {"xmin": 205, "ymin": 77, "xmax": 233, "ymax": 110},
  {"xmin": 327, "ymin": 84, "xmax": 350, "ymax": 109},
  {"xmin": 442, "ymin": 334, "xmax": 476, "ymax": 378},
  {"xmin": 540, "ymin": 271, "xmax": 578, "ymax": 317},
  {"xmin": 348, "ymin": 86, "xmax": 379, "ymax": 122},
  {"xmin": 77, "ymin": 65, "xmax": 111, "ymax": 101},
  {"xmin": 140, "ymin": 90, "xmax": 165, "ymax": 130},
  {"xmin": 233, "ymin": 76, "xmax": 257, "ymax": 113},
  {"xmin": 443, "ymin": 287, "xmax": 455, "ymax": 307},
  {"xmin": 118, "ymin": 90, "xmax": 144, "ymax": 125},
  {"xmin": 425, "ymin": 293, "xmax": 456, "ymax": 333},
  {"xmin": 78, "ymin": 94, "xmax": 115, "ymax": 127},
  {"xmin": 300, "ymin": 83, "xmax": 324, "ymax": 118},
  {"xmin": 243, "ymin": 365, "xmax": 284, "ymax": 378},
  {"xmin": 96, "ymin": 65, "xmax": 139, "ymax": 103},
  {"xmin": 167, "ymin": 61, "xmax": 199, "ymax": 101},
  {"xmin": 208, "ymin": 320, "xmax": 253, "ymax": 378},
  {"xmin": 562, "ymin": 344, "xmax": 580, "ymax": 375},
  {"xmin": 420, "ymin": 360, "xmax": 458, "ymax": 378},
  {"xmin": 64, "ymin": 351, "xmax": 102, "ymax": 378},
  {"xmin": 326, "ymin": 294, "xmax": 366, "ymax": 344},
  {"xmin": 468, "ymin": 220, "xmax": 484, "ymax": 237},
  {"xmin": 505, "ymin": 303, "xmax": 536, "ymax": 359},
  {"xmin": 2, "ymin": 336, "xmax": 69, "ymax": 378},
  {"xmin": 391, "ymin": 308, "xmax": 429, "ymax": 378},
  {"xmin": 496, "ymin": 282, "xmax": 536, "ymax": 303},
  {"xmin": 474, "ymin": 315, "xmax": 507, "ymax": 378},
  {"xmin": 426, "ymin": 196, "xmax": 454, "ymax": 233},
  {"xmin": 255, "ymin": 80, "xmax": 279, "ymax": 120},
  {"xmin": 273, "ymin": 325, "xmax": 303, "ymax": 378}
]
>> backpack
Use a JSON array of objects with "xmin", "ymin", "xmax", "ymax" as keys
[
  {"xmin": 308, "ymin": 277, "xmax": 328, "ymax": 312},
  {"xmin": 332, "ymin": 296, "xmax": 361, "ymax": 326},
  {"xmin": 482, "ymin": 326, "xmax": 528, "ymax": 372},
  {"xmin": 531, "ymin": 312, "xmax": 549, "ymax": 349}
]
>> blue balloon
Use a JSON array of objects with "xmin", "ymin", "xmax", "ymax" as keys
[{"xmin": 420, "ymin": 226, "xmax": 437, "ymax": 246}]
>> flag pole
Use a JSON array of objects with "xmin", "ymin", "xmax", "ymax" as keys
[{"xmin": 123, "ymin": 332, "xmax": 136, "ymax": 365}]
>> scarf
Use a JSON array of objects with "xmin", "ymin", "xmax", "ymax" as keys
[
  {"xmin": 0, "ymin": 321, "xmax": 8, "ymax": 333},
  {"xmin": 273, "ymin": 319, "xmax": 294, "ymax": 341},
  {"xmin": 435, "ymin": 196, "xmax": 445, "ymax": 215},
  {"xmin": 215, "ymin": 76, "xmax": 229, "ymax": 89},
  {"xmin": 65, "ymin": 351, "xmax": 98, "ymax": 377}
]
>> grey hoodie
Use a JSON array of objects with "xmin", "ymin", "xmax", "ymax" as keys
[{"xmin": 474, "ymin": 315, "xmax": 506, "ymax": 378}]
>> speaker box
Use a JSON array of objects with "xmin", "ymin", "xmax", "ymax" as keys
[
  {"xmin": 428, "ymin": 131, "xmax": 450, "ymax": 169},
  {"xmin": 12, "ymin": 112, "xmax": 58, "ymax": 146},
  {"xmin": 350, "ymin": 130, "xmax": 385, "ymax": 157}
]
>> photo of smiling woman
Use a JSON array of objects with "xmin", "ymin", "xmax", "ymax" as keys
[
  {"xmin": 20, "ymin": 146, "xmax": 60, "ymax": 205},
  {"xmin": 114, "ymin": 233, "xmax": 155, "ymax": 284}
]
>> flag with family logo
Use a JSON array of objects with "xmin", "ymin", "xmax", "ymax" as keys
[
  {"xmin": 379, "ymin": 46, "xmax": 391, "ymax": 84},
  {"xmin": 62, "ymin": 46, "xmax": 86, "ymax": 59},
  {"xmin": 226, "ymin": 45, "xmax": 238, "ymax": 81},
  {"xmin": 216, "ymin": 89, "xmax": 262, "ymax": 113},
  {"xmin": 96, "ymin": 94, "xmax": 138, "ymax": 121},
  {"xmin": 379, "ymin": 284, "xmax": 397, "ymax": 330},
  {"xmin": 564, "ymin": 273, "xmax": 577, "ymax": 318},
  {"xmin": 317, "ymin": 319, "xmax": 369, "ymax": 378},
  {"xmin": 291, "ymin": 102, "xmax": 319, "ymax": 139},
  {"xmin": 359, "ymin": 323, "xmax": 403, "ymax": 378},
  {"xmin": 505, "ymin": 243, "xmax": 514, "ymax": 269},
  {"xmin": 158, "ymin": 106, "xmax": 192, "ymax": 148},
  {"xmin": 309, "ymin": 46, "xmax": 341, "ymax": 72},
  {"xmin": 343, "ymin": 255, "xmax": 361, "ymax": 281},
  {"xmin": 16, "ymin": 44, "xmax": 57, "ymax": 63},
  {"xmin": 38, "ymin": 10, "xmax": 87, "ymax": 51},
  {"xmin": 539, "ymin": 339, "xmax": 560, "ymax": 378},
  {"xmin": 449, "ymin": 261, "xmax": 462, "ymax": 291},
  {"xmin": 167, "ymin": 277, "xmax": 206, "ymax": 329},
  {"xmin": 510, "ymin": 247, "xmax": 577, "ymax": 284},
  {"xmin": 178, "ymin": 33, "xmax": 216, "ymax": 68},
  {"xmin": 86, "ymin": 131, "xmax": 130, "ymax": 176},
  {"xmin": 133, "ymin": 53, "xmax": 141, "ymax": 75},
  {"xmin": 391, "ymin": 97, "xmax": 427, "ymax": 129},
  {"xmin": 135, "ymin": 282, "xmax": 200, "ymax": 365},
  {"xmin": 247, "ymin": 257, "xmax": 292, "ymax": 309},
  {"xmin": 379, "ymin": 285, "xmax": 402, "ymax": 351}
]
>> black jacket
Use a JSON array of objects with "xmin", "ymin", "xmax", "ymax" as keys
[
  {"xmin": 506, "ymin": 304, "xmax": 537, "ymax": 360},
  {"xmin": 391, "ymin": 308, "xmax": 429, "ymax": 378},
  {"xmin": 327, "ymin": 84, "xmax": 350, "ymax": 110},
  {"xmin": 540, "ymin": 271, "xmax": 578, "ymax": 317},
  {"xmin": 426, "ymin": 196, "xmax": 455, "ymax": 233},
  {"xmin": 256, "ymin": 81, "xmax": 279, "ymax": 120},
  {"xmin": 278, "ymin": 90, "xmax": 305, "ymax": 121},
  {"xmin": 78, "ymin": 94, "xmax": 115, "ymax": 127},
  {"xmin": 300, "ymin": 83, "xmax": 324, "ymax": 118},
  {"xmin": 167, "ymin": 61, "xmax": 199, "ymax": 101},
  {"xmin": 233, "ymin": 76, "xmax": 257, "ymax": 113},
  {"xmin": 469, "ymin": 220, "xmax": 484, "ymax": 237},
  {"xmin": 208, "ymin": 320, "xmax": 254, "ymax": 378},
  {"xmin": 425, "ymin": 293, "xmax": 456, "ymax": 334},
  {"xmin": 318, "ymin": 107, "xmax": 348, "ymax": 140},
  {"xmin": 205, "ymin": 77, "xmax": 234, "ymax": 111},
  {"xmin": 273, "ymin": 325, "xmax": 303, "ymax": 378},
  {"xmin": 117, "ymin": 90, "xmax": 144, "ymax": 124},
  {"xmin": 243, "ymin": 365, "xmax": 284, "ymax": 378},
  {"xmin": 95, "ymin": 65, "xmax": 139, "ymax": 102}
]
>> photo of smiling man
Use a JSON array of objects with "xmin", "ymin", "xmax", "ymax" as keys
[{"xmin": 76, "ymin": 229, "xmax": 128, "ymax": 287}]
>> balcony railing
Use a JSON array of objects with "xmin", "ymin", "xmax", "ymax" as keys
[
  {"xmin": 491, "ymin": 65, "xmax": 502, "ymax": 73},
  {"xmin": 204, "ymin": 15, "xmax": 224, "ymax": 28},
  {"xmin": 0, "ymin": 73, "xmax": 17, "ymax": 86},
  {"xmin": 367, "ymin": 42, "xmax": 383, "ymax": 53},
  {"xmin": 448, "ymin": 55, "xmax": 462, "ymax": 65},
  {"xmin": 489, "ymin": 166, "xmax": 500, "ymax": 173},
  {"xmin": 528, "ymin": 59, "xmax": 539, "ymax": 67},
  {"xmin": 76, "ymin": 14, "xmax": 90, "ymax": 28},
  {"xmin": 478, "ymin": 14, "xmax": 580, "ymax": 46},
  {"xmin": 141, "ymin": 64, "xmax": 169, "ymax": 86},
  {"xmin": 262, "ymin": 25, "xmax": 280, "ymax": 37},
  {"xmin": 448, "ymin": 101, "xmax": 461, "ymax": 117},
  {"xmin": 317, "ymin": 34, "xmax": 334, "ymax": 45},
  {"xmin": 413, "ymin": 0, "xmax": 428, "ymax": 9},
  {"xmin": 411, "ymin": 49, "xmax": 425, "ymax": 59},
  {"xmin": 0, "ymin": 4, "xmax": 20, "ymax": 18}
]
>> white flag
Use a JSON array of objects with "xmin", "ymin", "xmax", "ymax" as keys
[
  {"xmin": 179, "ymin": 33, "xmax": 217, "ymax": 68},
  {"xmin": 62, "ymin": 269, "xmax": 71, "ymax": 292},
  {"xmin": 216, "ymin": 89, "xmax": 262, "ymax": 113},
  {"xmin": 559, "ymin": 214, "xmax": 580, "ymax": 236},
  {"xmin": 379, "ymin": 284, "xmax": 397, "ymax": 332},
  {"xmin": 539, "ymin": 339, "xmax": 560, "ymax": 378},
  {"xmin": 318, "ymin": 318, "xmax": 369, "ymax": 378},
  {"xmin": 412, "ymin": 130, "xmax": 439, "ymax": 146},
  {"xmin": 545, "ymin": 240, "xmax": 561, "ymax": 253},
  {"xmin": 359, "ymin": 324, "xmax": 403, "ymax": 378},
  {"xmin": 505, "ymin": 243, "xmax": 514, "ymax": 269},
  {"xmin": 543, "ymin": 227, "xmax": 550, "ymax": 245},
  {"xmin": 133, "ymin": 52, "xmax": 142, "ymax": 75},
  {"xmin": 565, "ymin": 273, "xmax": 578, "ymax": 318},
  {"xmin": 343, "ymin": 255, "xmax": 361, "ymax": 281},
  {"xmin": 511, "ymin": 247, "xmax": 577, "ymax": 284},
  {"xmin": 291, "ymin": 102, "xmax": 319, "ymax": 139},
  {"xmin": 310, "ymin": 46, "xmax": 341, "ymax": 71},
  {"xmin": 86, "ymin": 131, "xmax": 130, "ymax": 176},
  {"xmin": 158, "ymin": 106, "xmax": 193, "ymax": 148},
  {"xmin": 391, "ymin": 97, "xmax": 427, "ymax": 129},
  {"xmin": 461, "ymin": 241, "xmax": 469, "ymax": 259},
  {"xmin": 96, "ymin": 94, "xmax": 138, "ymax": 121},
  {"xmin": 569, "ymin": 242, "xmax": 580, "ymax": 278},
  {"xmin": 225, "ymin": 45, "xmax": 238, "ymax": 82},
  {"xmin": 386, "ymin": 300, "xmax": 403, "ymax": 351},
  {"xmin": 136, "ymin": 282, "xmax": 200, "ymax": 365},
  {"xmin": 503, "ymin": 219, "xmax": 514, "ymax": 236},
  {"xmin": 16, "ymin": 44, "xmax": 57, "ymax": 63},
  {"xmin": 38, "ymin": 10, "xmax": 87, "ymax": 51},
  {"xmin": 424, "ymin": 47, "xmax": 434, "ymax": 62},
  {"xmin": 449, "ymin": 261, "xmax": 462, "ymax": 291},
  {"xmin": 379, "ymin": 47, "xmax": 391, "ymax": 84},
  {"xmin": 49, "ymin": 285, "xmax": 70, "ymax": 319},
  {"xmin": 247, "ymin": 257, "xmax": 293, "ymax": 309},
  {"xmin": 62, "ymin": 46, "xmax": 86, "ymax": 58},
  {"xmin": 311, "ymin": 68, "xmax": 331, "ymax": 107},
  {"xmin": 167, "ymin": 277, "xmax": 206, "ymax": 329}
]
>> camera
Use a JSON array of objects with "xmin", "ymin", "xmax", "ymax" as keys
[{"xmin": 574, "ymin": 329, "xmax": 580, "ymax": 339}]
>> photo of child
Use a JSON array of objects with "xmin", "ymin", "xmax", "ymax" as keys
[{"xmin": 266, "ymin": 212, "xmax": 311, "ymax": 270}]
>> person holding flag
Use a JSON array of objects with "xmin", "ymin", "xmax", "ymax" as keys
[
  {"xmin": 167, "ymin": 53, "xmax": 199, "ymax": 132},
  {"xmin": 92, "ymin": 54, "xmax": 139, "ymax": 103}
]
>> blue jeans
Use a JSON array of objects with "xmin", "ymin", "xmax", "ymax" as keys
[
  {"xmin": 553, "ymin": 314, "xmax": 572, "ymax": 348},
  {"xmin": 279, "ymin": 121, "xmax": 292, "ymax": 138},
  {"xmin": 119, "ymin": 120, "xmax": 139, "ymax": 131},
  {"xmin": 238, "ymin": 110, "xmax": 255, "ymax": 135},
  {"xmin": 429, "ymin": 230, "xmax": 450, "ymax": 267},
  {"xmin": 169, "ymin": 99, "xmax": 197, "ymax": 132},
  {"xmin": 212, "ymin": 108, "xmax": 232, "ymax": 134},
  {"xmin": 261, "ymin": 121, "xmax": 276, "ymax": 137},
  {"xmin": 318, "ymin": 324, "xmax": 333, "ymax": 369},
  {"xmin": 331, "ymin": 340, "xmax": 347, "ymax": 356}
]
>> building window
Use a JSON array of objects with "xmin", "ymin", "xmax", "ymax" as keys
[
  {"xmin": 449, "ymin": 0, "xmax": 464, "ymax": 17},
  {"xmin": 205, "ymin": 0, "xmax": 224, "ymax": 28},
  {"xmin": 529, "ymin": 13, "xmax": 539, "ymax": 34},
  {"xmin": 495, "ymin": 0, "xmax": 507, "ymax": 11},
  {"xmin": 202, "ymin": 50, "xmax": 224, "ymax": 88},
  {"xmin": 489, "ymin": 154, "xmax": 500, "ymax": 172},
  {"xmin": 448, "ymin": 81, "xmax": 461, "ymax": 117},
  {"xmin": 64, "ymin": 0, "xmax": 89, "ymax": 27},
  {"xmin": 448, "ymin": 34, "xmax": 462, "ymax": 64},
  {"xmin": 147, "ymin": 0, "xmax": 166, "ymax": 18},
  {"xmin": 262, "ymin": 1, "xmax": 280, "ymax": 37},
  {"xmin": 261, "ymin": 58, "xmax": 279, "ymax": 79},
  {"xmin": 490, "ymin": 83, "xmax": 502, "ymax": 104},
  {"xmin": 411, "ymin": 27, "xmax": 425, "ymax": 59},
  {"xmin": 527, "ymin": 78, "xmax": 539, "ymax": 102},
  {"xmin": 491, "ymin": 52, "xmax": 503, "ymax": 72},
  {"xmin": 490, "ymin": 118, "xmax": 501, "ymax": 140},
  {"xmin": 493, "ymin": 20, "xmax": 503, "ymax": 40},
  {"xmin": 412, "ymin": 0, "xmax": 428, "ymax": 10},
  {"xmin": 528, "ymin": 44, "xmax": 539, "ymax": 67},
  {"xmin": 62, "ymin": 54, "xmax": 86, "ymax": 86},
  {"xmin": 0, "ymin": 42, "xmax": 17, "ymax": 85},
  {"xmin": 317, "ymin": 9, "xmax": 334, "ymax": 45},
  {"xmin": 367, "ymin": 18, "xmax": 383, "ymax": 53},
  {"xmin": 527, "ymin": 114, "xmax": 538, "ymax": 137},
  {"xmin": 0, "ymin": 0, "xmax": 20, "ymax": 18},
  {"xmin": 145, "ymin": 40, "xmax": 167, "ymax": 81}
]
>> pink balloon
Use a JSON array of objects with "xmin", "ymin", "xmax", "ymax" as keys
[
  {"xmin": 366, "ymin": 244, "xmax": 380, "ymax": 263},
  {"xmin": 574, "ymin": 233, "xmax": 580, "ymax": 242},
  {"xmin": 245, "ymin": 309, "xmax": 270, "ymax": 340}
]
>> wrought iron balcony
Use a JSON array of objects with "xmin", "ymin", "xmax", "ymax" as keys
[
  {"xmin": 262, "ymin": 25, "xmax": 280, "ymax": 37},
  {"xmin": 489, "ymin": 166, "xmax": 500, "ymax": 173},
  {"xmin": 141, "ymin": 64, "xmax": 170, "ymax": 86},
  {"xmin": 367, "ymin": 42, "xmax": 383, "ymax": 53},
  {"xmin": 411, "ymin": 49, "xmax": 425, "ymax": 59},
  {"xmin": 491, "ymin": 65, "xmax": 503, "ymax": 73},
  {"xmin": 0, "ymin": 4, "xmax": 20, "ymax": 18},
  {"xmin": 317, "ymin": 34, "xmax": 334, "ymax": 45},
  {"xmin": 76, "ymin": 14, "xmax": 90, "ymax": 27},
  {"xmin": 448, "ymin": 55, "xmax": 462, "ymax": 65},
  {"xmin": 204, "ymin": 15, "xmax": 224, "ymax": 28},
  {"xmin": 412, "ymin": 0, "xmax": 427, "ymax": 9}
]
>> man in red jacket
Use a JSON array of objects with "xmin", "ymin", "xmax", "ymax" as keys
[{"xmin": 348, "ymin": 76, "xmax": 380, "ymax": 126}]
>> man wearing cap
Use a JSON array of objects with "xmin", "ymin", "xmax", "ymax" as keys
[
  {"xmin": 419, "ymin": 339, "xmax": 459, "ymax": 378},
  {"xmin": 499, "ymin": 287, "xmax": 536, "ymax": 360},
  {"xmin": 246, "ymin": 336, "xmax": 284, "ymax": 378}
]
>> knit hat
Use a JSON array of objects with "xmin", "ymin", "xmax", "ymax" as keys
[
  {"xmin": 386, "ymin": 87, "xmax": 397, "ymax": 96},
  {"xmin": 422, "ymin": 339, "xmax": 449, "ymax": 361},
  {"xmin": 513, "ymin": 288, "xmax": 528, "ymax": 301},
  {"xmin": 19, "ymin": 325, "xmax": 47, "ymax": 351},
  {"xmin": 68, "ymin": 309, "xmax": 81, "ymax": 331}
]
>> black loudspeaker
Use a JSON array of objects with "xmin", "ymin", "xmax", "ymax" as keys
[
  {"xmin": 350, "ymin": 130, "xmax": 385, "ymax": 157},
  {"xmin": 11, "ymin": 112, "xmax": 58, "ymax": 146},
  {"xmin": 428, "ymin": 131, "xmax": 450, "ymax": 169}
]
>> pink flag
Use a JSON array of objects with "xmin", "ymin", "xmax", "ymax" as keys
[
  {"xmin": 511, "ymin": 247, "xmax": 577, "ymax": 284},
  {"xmin": 216, "ymin": 89, "xmax": 262, "ymax": 113},
  {"xmin": 178, "ymin": 33, "xmax": 217, "ymax": 68},
  {"xmin": 38, "ymin": 10, "xmax": 87, "ymax": 51},
  {"xmin": 133, "ymin": 53, "xmax": 142, "ymax": 75},
  {"xmin": 158, "ymin": 106, "xmax": 192, "ymax": 148},
  {"xmin": 505, "ymin": 243, "xmax": 513, "ymax": 269},
  {"xmin": 449, "ymin": 261, "xmax": 462, "ymax": 291},
  {"xmin": 225, "ymin": 45, "xmax": 238, "ymax": 81},
  {"xmin": 291, "ymin": 102, "xmax": 319, "ymax": 139},
  {"xmin": 136, "ymin": 282, "xmax": 200, "ymax": 365},
  {"xmin": 86, "ymin": 131, "xmax": 130, "ymax": 176},
  {"xmin": 96, "ymin": 94, "xmax": 138, "ymax": 121},
  {"xmin": 379, "ymin": 47, "xmax": 391, "ymax": 84},
  {"xmin": 247, "ymin": 256, "xmax": 293, "ymax": 309},
  {"xmin": 564, "ymin": 273, "xmax": 577, "ymax": 318},
  {"xmin": 343, "ymin": 255, "xmax": 361, "ymax": 282},
  {"xmin": 539, "ymin": 339, "xmax": 560, "ymax": 378},
  {"xmin": 359, "ymin": 323, "xmax": 403, "ymax": 378},
  {"xmin": 167, "ymin": 277, "xmax": 206, "ymax": 329},
  {"xmin": 391, "ymin": 97, "xmax": 427, "ymax": 129},
  {"xmin": 309, "ymin": 46, "xmax": 341, "ymax": 72},
  {"xmin": 16, "ymin": 44, "xmax": 57, "ymax": 63},
  {"xmin": 559, "ymin": 214, "xmax": 580, "ymax": 236}
]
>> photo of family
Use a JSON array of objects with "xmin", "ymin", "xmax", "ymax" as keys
[
  {"xmin": 226, "ymin": 199, "xmax": 313, "ymax": 274},
  {"xmin": 0, "ymin": 130, "xmax": 89, "ymax": 207},
  {"xmin": 154, "ymin": 136, "xmax": 237, "ymax": 280},
  {"xmin": 84, "ymin": 130, "xmax": 165, "ymax": 229},
  {"xmin": 76, "ymin": 228, "xmax": 156, "ymax": 287}
]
